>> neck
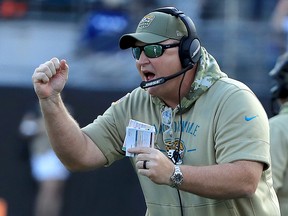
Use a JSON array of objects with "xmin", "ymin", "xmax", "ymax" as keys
[{"xmin": 160, "ymin": 66, "xmax": 196, "ymax": 108}]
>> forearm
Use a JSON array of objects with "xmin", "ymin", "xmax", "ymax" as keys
[
  {"xmin": 179, "ymin": 161, "xmax": 263, "ymax": 199},
  {"xmin": 39, "ymin": 94, "xmax": 106, "ymax": 171}
]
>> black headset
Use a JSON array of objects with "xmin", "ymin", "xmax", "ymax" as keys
[
  {"xmin": 270, "ymin": 60, "xmax": 288, "ymax": 115},
  {"xmin": 153, "ymin": 7, "xmax": 201, "ymax": 68},
  {"xmin": 270, "ymin": 60, "xmax": 288, "ymax": 99}
]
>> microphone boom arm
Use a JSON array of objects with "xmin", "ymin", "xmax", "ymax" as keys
[{"xmin": 140, "ymin": 64, "xmax": 194, "ymax": 89}]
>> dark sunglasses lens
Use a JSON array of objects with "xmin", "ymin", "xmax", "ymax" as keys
[
  {"xmin": 144, "ymin": 45, "xmax": 163, "ymax": 58},
  {"xmin": 132, "ymin": 47, "xmax": 141, "ymax": 59},
  {"xmin": 132, "ymin": 45, "xmax": 164, "ymax": 59}
]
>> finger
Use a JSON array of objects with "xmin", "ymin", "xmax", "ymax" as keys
[
  {"xmin": 128, "ymin": 146, "xmax": 151, "ymax": 154},
  {"xmin": 34, "ymin": 62, "xmax": 54, "ymax": 81},
  {"xmin": 51, "ymin": 57, "xmax": 61, "ymax": 74},
  {"xmin": 136, "ymin": 160, "xmax": 143, "ymax": 169},
  {"xmin": 40, "ymin": 63, "xmax": 53, "ymax": 78},
  {"xmin": 32, "ymin": 71, "xmax": 50, "ymax": 83},
  {"xmin": 45, "ymin": 60, "xmax": 57, "ymax": 76},
  {"xmin": 60, "ymin": 59, "xmax": 68, "ymax": 71},
  {"xmin": 136, "ymin": 155, "xmax": 146, "ymax": 164},
  {"xmin": 136, "ymin": 160, "xmax": 149, "ymax": 170}
]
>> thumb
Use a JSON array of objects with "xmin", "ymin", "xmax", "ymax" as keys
[
  {"xmin": 59, "ymin": 59, "xmax": 69, "ymax": 80},
  {"xmin": 60, "ymin": 59, "xmax": 69, "ymax": 72}
]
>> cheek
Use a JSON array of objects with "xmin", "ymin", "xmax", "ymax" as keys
[
  {"xmin": 136, "ymin": 62, "xmax": 142, "ymax": 75},
  {"xmin": 135, "ymin": 61, "xmax": 144, "ymax": 77},
  {"xmin": 136, "ymin": 61, "xmax": 140, "ymax": 70},
  {"xmin": 156, "ymin": 59, "xmax": 182, "ymax": 76}
]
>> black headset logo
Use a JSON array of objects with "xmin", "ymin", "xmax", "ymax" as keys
[{"xmin": 153, "ymin": 7, "xmax": 201, "ymax": 68}]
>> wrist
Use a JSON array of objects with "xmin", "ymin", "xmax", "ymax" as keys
[
  {"xmin": 170, "ymin": 165, "xmax": 183, "ymax": 188},
  {"xmin": 39, "ymin": 94, "xmax": 63, "ymax": 111}
]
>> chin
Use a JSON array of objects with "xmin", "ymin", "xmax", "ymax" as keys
[{"xmin": 146, "ymin": 86, "xmax": 159, "ymax": 96}]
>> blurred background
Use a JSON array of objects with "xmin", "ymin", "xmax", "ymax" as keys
[{"xmin": 0, "ymin": 0, "xmax": 285, "ymax": 215}]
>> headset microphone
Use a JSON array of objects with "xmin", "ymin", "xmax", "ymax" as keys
[{"xmin": 140, "ymin": 64, "xmax": 193, "ymax": 89}]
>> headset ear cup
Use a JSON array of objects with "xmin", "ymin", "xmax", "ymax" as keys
[
  {"xmin": 190, "ymin": 39, "xmax": 201, "ymax": 64},
  {"xmin": 278, "ymin": 84, "xmax": 288, "ymax": 98},
  {"xmin": 179, "ymin": 36, "xmax": 192, "ymax": 68},
  {"xmin": 153, "ymin": 7, "xmax": 201, "ymax": 68},
  {"xmin": 179, "ymin": 38, "xmax": 201, "ymax": 68}
]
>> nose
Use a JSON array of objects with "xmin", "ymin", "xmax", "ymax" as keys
[{"xmin": 137, "ymin": 51, "xmax": 150, "ymax": 65}]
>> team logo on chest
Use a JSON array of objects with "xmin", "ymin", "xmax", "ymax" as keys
[{"xmin": 164, "ymin": 139, "xmax": 185, "ymax": 165}]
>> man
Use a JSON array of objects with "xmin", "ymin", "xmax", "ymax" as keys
[
  {"xmin": 269, "ymin": 52, "xmax": 288, "ymax": 216},
  {"xmin": 32, "ymin": 7, "xmax": 280, "ymax": 216}
]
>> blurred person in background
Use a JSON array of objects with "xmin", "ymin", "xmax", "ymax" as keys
[
  {"xmin": 269, "ymin": 52, "xmax": 288, "ymax": 216},
  {"xmin": 19, "ymin": 104, "xmax": 70, "ymax": 216},
  {"xmin": 32, "ymin": 6, "xmax": 280, "ymax": 216},
  {"xmin": 271, "ymin": 0, "xmax": 288, "ymax": 56},
  {"xmin": 77, "ymin": 0, "xmax": 159, "ymax": 55}
]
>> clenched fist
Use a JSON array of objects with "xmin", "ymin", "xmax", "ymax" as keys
[{"xmin": 32, "ymin": 57, "xmax": 69, "ymax": 99}]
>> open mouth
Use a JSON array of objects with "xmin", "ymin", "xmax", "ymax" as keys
[{"xmin": 144, "ymin": 72, "xmax": 155, "ymax": 81}]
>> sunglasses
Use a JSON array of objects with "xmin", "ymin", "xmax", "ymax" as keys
[{"xmin": 132, "ymin": 43, "xmax": 179, "ymax": 60}]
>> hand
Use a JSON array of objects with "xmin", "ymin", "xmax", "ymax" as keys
[
  {"xmin": 128, "ymin": 147, "xmax": 175, "ymax": 185},
  {"xmin": 32, "ymin": 57, "xmax": 69, "ymax": 99}
]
